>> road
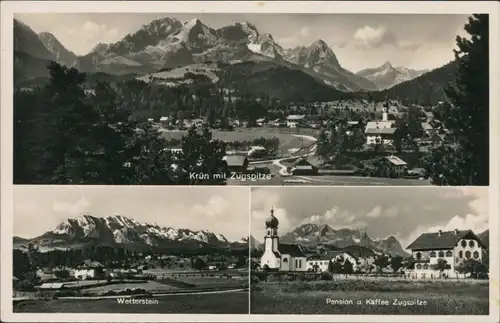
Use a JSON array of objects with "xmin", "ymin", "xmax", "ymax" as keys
[
  {"xmin": 227, "ymin": 174, "xmax": 432, "ymax": 186},
  {"xmin": 241, "ymin": 135, "xmax": 432, "ymax": 186}
]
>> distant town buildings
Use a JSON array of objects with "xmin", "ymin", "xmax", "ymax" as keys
[
  {"xmin": 364, "ymin": 107, "xmax": 398, "ymax": 145},
  {"xmin": 286, "ymin": 115, "xmax": 306, "ymax": 128},
  {"xmin": 73, "ymin": 260, "xmax": 106, "ymax": 280}
]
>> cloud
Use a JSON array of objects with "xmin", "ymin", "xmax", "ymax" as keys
[
  {"xmin": 277, "ymin": 27, "xmax": 312, "ymax": 48},
  {"xmin": 65, "ymin": 21, "xmax": 120, "ymax": 53},
  {"xmin": 366, "ymin": 206, "xmax": 382, "ymax": 218},
  {"xmin": 251, "ymin": 187, "xmax": 488, "ymax": 250},
  {"xmin": 191, "ymin": 195, "xmax": 230, "ymax": 219},
  {"xmin": 52, "ymin": 196, "xmax": 90, "ymax": 215},
  {"xmin": 353, "ymin": 25, "xmax": 422, "ymax": 51}
]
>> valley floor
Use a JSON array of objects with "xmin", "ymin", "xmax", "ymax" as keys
[
  {"xmin": 228, "ymin": 174, "xmax": 432, "ymax": 186},
  {"xmin": 250, "ymin": 279, "xmax": 489, "ymax": 315},
  {"xmin": 14, "ymin": 290, "xmax": 249, "ymax": 313}
]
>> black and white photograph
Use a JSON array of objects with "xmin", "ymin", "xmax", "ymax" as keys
[
  {"xmin": 11, "ymin": 186, "xmax": 250, "ymax": 314},
  {"xmin": 249, "ymin": 187, "xmax": 490, "ymax": 315},
  {"xmin": 12, "ymin": 11, "xmax": 489, "ymax": 186}
]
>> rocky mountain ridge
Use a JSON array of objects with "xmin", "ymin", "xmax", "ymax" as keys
[{"xmin": 13, "ymin": 214, "xmax": 246, "ymax": 252}]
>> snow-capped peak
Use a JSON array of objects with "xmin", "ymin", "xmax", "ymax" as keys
[
  {"xmin": 47, "ymin": 214, "xmax": 232, "ymax": 248},
  {"xmin": 380, "ymin": 61, "xmax": 393, "ymax": 69}
]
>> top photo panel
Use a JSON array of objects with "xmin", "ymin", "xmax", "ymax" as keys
[{"xmin": 13, "ymin": 13, "xmax": 490, "ymax": 186}]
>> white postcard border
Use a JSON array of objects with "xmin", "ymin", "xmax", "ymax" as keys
[{"xmin": 1, "ymin": 1, "xmax": 499, "ymax": 322}]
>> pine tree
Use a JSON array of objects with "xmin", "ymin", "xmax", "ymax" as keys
[{"xmin": 427, "ymin": 14, "xmax": 489, "ymax": 185}]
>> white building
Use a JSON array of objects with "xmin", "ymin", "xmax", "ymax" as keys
[
  {"xmin": 406, "ymin": 229, "xmax": 486, "ymax": 278},
  {"xmin": 306, "ymin": 252, "xmax": 359, "ymax": 272},
  {"xmin": 260, "ymin": 208, "xmax": 308, "ymax": 271},
  {"xmin": 73, "ymin": 260, "xmax": 105, "ymax": 280},
  {"xmin": 365, "ymin": 107, "xmax": 398, "ymax": 145},
  {"xmin": 286, "ymin": 115, "xmax": 306, "ymax": 128},
  {"xmin": 256, "ymin": 118, "xmax": 266, "ymax": 126},
  {"xmin": 381, "ymin": 155, "xmax": 408, "ymax": 177},
  {"xmin": 248, "ymin": 146, "xmax": 267, "ymax": 157}
]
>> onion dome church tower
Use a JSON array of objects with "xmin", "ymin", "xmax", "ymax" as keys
[{"xmin": 260, "ymin": 207, "xmax": 281, "ymax": 270}]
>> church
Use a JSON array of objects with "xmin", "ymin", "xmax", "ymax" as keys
[{"xmin": 260, "ymin": 208, "xmax": 308, "ymax": 271}]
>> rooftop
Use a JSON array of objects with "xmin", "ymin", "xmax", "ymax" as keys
[
  {"xmin": 223, "ymin": 155, "xmax": 248, "ymax": 167},
  {"xmin": 406, "ymin": 229, "xmax": 485, "ymax": 250},
  {"xmin": 279, "ymin": 243, "xmax": 307, "ymax": 258}
]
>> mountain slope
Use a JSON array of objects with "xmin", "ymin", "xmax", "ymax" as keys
[
  {"xmin": 279, "ymin": 224, "xmax": 409, "ymax": 257},
  {"xmin": 13, "ymin": 214, "xmax": 234, "ymax": 252},
  {"xmin": 284, "ymin": 40, "xmax": 378, "ymax": 91},
  {"xmin": 14, "ymin": 50, "xmax": 52, "ymax": 83},
  {"xmin": 225, "ymin": 60, "xmax": 352, "ymax": 102},
  {"xmin": 14, "ymin": 19, "xmax": 54, "ymax": 61},
  {"xmin": 38, "ymin": 32, "xmax": 77, "ymax": 66},
  {"xmin": 371, "ymin": 60, "xmax": 459, "ymax": 105},
  {"xmin": 356, "ymin": 61, "xmax": 428, "ymax": 90}
]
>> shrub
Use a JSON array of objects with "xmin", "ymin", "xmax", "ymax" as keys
[{"xmin": 321, "ymin": 272, "xmax": 333, "ymax": 281}]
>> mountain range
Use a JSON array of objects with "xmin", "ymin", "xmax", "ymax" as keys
[
  {"xmin": 255, "ymin": 224, "xmax": 490, "ymax": 258},
  {"xmin": 13, "ymin": 214, "xmax": 248, "ymax": 252},
  {"xmin": 252, "ymin": 223, "xmax": 410, "ymax": 257},
  {"xmin": 13, "ymin": 17, "xmax": 432, "ymax": 94},
  {"xmin": 356, "ymin": 62, "xmax": 429, "ymax": 90}
]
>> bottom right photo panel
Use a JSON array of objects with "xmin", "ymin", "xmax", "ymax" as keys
[{"xmin": 249, "ymin": 187, "xmax": 489, "ymax": 315}]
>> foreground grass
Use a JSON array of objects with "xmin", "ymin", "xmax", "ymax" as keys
[
  {"xmin": 14, "ymin": 291, "xmax": 249, "ymax": 314},
  {"xmin": 250, "ymin": 280, "xmax": 489, "ymax": 314}
]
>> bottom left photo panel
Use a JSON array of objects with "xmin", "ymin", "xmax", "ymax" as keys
[{"xmin": 11, "ymin": 186, "xmax": 250, "ymax": 314}]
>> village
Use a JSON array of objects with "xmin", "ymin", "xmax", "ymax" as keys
[
  {"xmin": 13, "ymin": 248, "xmax": 250, "ymax": 304},
  {"xmin": 150, "ymin": 99, "xmax": 444, "ymax": 185},
  {"xmin": 252, "ymin": 208, "xmax": 489, "ymax": 280}
]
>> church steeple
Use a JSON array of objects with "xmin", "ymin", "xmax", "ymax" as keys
[
  {"xmin": 264, "ymin": 206, "xmax": 279, "ymax": 254},
  {"xmin": 265, "ymin": 207, "xmax": 279, "ymax": 228}
]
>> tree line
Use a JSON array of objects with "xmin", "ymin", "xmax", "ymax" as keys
[{"xmin": 14, "ymin": 62, "xmax": 228, "ymax": 185}]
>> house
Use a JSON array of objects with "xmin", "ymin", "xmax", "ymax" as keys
[
  {"xmin": 406, "ymin": 229, "xmax": 487, "ymax": 277},
  {"xmin": 306, "ymin": 254, "xmax": 332, "ymax": 272},
  {"xmin": 74, "ymin": 260, "xmax": 105, "ymax": 280},
  {"xmin": 269, "ymin": 119, "xmax": 282, "ymax": 127},
  {"xmin": 347, "ymin": 120, "xmax": 363, "ymax": 129},
  {"xmin": 159, "ymin": 116, "xmax": 169, "ymax": 124},
  {"xmin": 37, "ymin": 283, "xmax": 66, "ymax": 290},
  {"xmin": 256, "ymin": 118, "xmax": 267, "ymax": 126},
  {"xmin": 248, "ymin": 146, "xmax": 268, "ymax": 158},
  {"xmin": 421, "ymin": 122, "xmax": 435, "ymax": 136},
  {"xmin": 290, "ymin": 158, "xmax": 318, "ymax": 176},
  {"xmin": 223, "ymin": 155, "xmax": 249, "ymax": 173},
  {"xmin": 365, "ymin": 108, "xmax": 398, "ymax": 145},
  {"xmin": 307, "ymin": 251, "xmax": 359, "ymax": 272},
  {"xmin": 375, "ymin": 155, "xmax": 408, "ymax": 177},
  {"xmin": 260, "ymin": 208, "xmax": 308, "ymax": 272},
  {"xmin": 286, "ymin": 115, "xmax": 306, "ymax": 128}
]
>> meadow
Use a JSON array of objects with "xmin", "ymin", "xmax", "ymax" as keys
[
  {"xmin": 14, "ymin": 290, "xmax": 249, "ymax": 313},
  {"xmin": 250, "ymin": 279, "xmax": 489, "ymax": 315},
  {"xmin": 160, "ymin": 128, "xmax": 317, "ymax": 153}
]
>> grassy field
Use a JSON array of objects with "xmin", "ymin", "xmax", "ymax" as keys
[
  {"xmin": 14, "ymin": 290, "xmax": 249, "ymax": 313},
  {"xmin": 227, "ymin": 174, "xmax": 432, "ymax": 186},
  {"xmin": 84, "ymin": 281, "xmax": 180, "ymax": 294},
  {"xmin": 250, "ymin": 280, "xmax": 489, "ymax": 314},
  {"xmin": 160, "ymin": 129, "xmax": 316, "ymax": 152}
]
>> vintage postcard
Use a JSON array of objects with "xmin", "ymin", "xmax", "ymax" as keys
[
  {"xmin": 250, "ymin": 187, "xmax": 490, "ymax": 315},
  {"xmin": 10, "ymin": 186, "xmax": 250, "ymax": 314},
  {"xmin": 3, "ymin": 2, "xmax": 497, "ymax": 187},
  {"xmin": 1, "ymin": 1, "xmax": 499, "ymax": 323}
]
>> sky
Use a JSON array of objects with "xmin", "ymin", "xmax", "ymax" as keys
[
  {"xmin": 13, "ymin": 186, "xmax": 249, "ymax": 241},
  {"xmin": 15, "ymin": 13, "xmax": 471, "ymax": 71},
  {"xmin": 251, "ymin": 187, "xmax": 488, "ymax": 249}
]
